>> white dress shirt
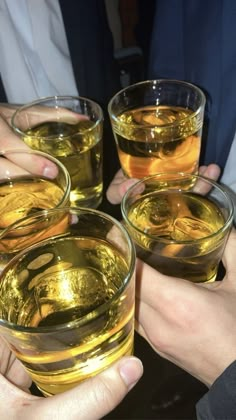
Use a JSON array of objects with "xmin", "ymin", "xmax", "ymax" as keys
[{"xmin": 0, "ymin": 0, "xmax": 78, "ymax": 103}]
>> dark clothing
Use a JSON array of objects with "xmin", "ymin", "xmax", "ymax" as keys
[
  {"xmin": 0, "ymin": 1, "xmax": 121, "ymax": 190},
  {"xmin": 59, "ymin": 0, "xmax": 120, "ymax": 107},
  {"xmin": 58, "ymin": 1, "xmax": 122, "ymax": 192},
  {"xmin": 0, "ymin": 0, "xmax": 120, "ymax": 107},
  {"xmin": 196, "ymin": 361, "xmax": 236, "ymax": 420},
  {"xmin": 149, "ymin": 0, "xmax": 236, "ymax": 171}
]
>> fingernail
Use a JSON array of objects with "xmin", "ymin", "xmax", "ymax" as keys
[
  {"xmin": 119, "ymin": 357, "xmax": 143, "ymax": 390},
  {"xmin": 43, "ymin": 163, "xmax": 58, "ymax": 179}
]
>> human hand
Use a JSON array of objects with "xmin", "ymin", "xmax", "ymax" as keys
[
  {"xmin": 135, "ymin": 228, "xmax": 236, "ymax": 388},
  {"xmin": 0, "ymin": 102, "xmax": 87, "ymax": 128},
  {"xmin": 0, "ymin": 104, "xmax": 53, "ymax": 176},
  {"xmin": 106, "ymin": 164, "xmax": 221, "ymax": 204},
  {"xmin": 0, "ymin": 104, "xmax": 29, "ymax": 151},
  {"xmin": 0, "ymin": 102, "xmax": 86, "ymax": 177},
  {"xmin": 0, "ymin": 334, "xmax": 143, "ymax": 419}
]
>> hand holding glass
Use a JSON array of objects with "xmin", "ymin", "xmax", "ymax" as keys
[
  {"xmin": 0, "ymin": 207, "xmax": 136, "ymax": 396},
  {"xmin": 121, "ymin": 173, "xmax": 234, "ymax": 283},
  {"xmin": 12, "ymin": 96, "xmax": 104, "ymax": 208},
  {"xmin": 108, "ymin": 79, "xmax": 205, "ymax": 179}
]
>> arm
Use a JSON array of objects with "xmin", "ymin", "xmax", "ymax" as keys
[{"xmin": 196, "ymin": 361, "xmax": 236, "ymax": 420}]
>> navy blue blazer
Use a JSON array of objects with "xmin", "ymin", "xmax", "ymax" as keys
[
  {"xmin": 196, "ymin": 361, "xmax": 236, "ymax": 419},
  {"xmin": 148, "ymin": 0, "xmax": 236, "ymax": 169}
]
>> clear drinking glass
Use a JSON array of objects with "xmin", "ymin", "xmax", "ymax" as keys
[
  {"xmin": 108, "ymin": 79, "xmax": 205, "ymax": 179},
  {"xmin": 121, "ymin": 172, "xmax": 234, "ymax": 283},
  {"xmin": 0, "ymin": 149, "xmax": 70, "ymax": 270},
  {"xmin": 12, "ymin": 96, "xmax": 104, "ymax": 208},
  {"xmin": 0, "ymin": 207, "xmax": 136, "ymax": 396}
]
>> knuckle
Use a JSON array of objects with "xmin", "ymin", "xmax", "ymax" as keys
[{"xmin": 90, "ymin": 375, "xmax": 122, "ymax": 413}]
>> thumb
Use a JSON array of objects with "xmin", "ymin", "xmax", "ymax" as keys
[
  {"xmin": 106, "ymin": 169, "xmax": 139, "ymax": 205},
  {"xmin": 35, "ymin": 356, "xmax": 143, "ymax": 420},
  {"xmin": 198, "ymin": 163, "xmax": 221, "ymax": 181}
]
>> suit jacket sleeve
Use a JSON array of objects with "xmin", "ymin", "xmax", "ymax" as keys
[
  {"xmin": 196, "ymin": 361, "xmax": 236, "ymax": 419},
  {"xmin": 59, "ymin": 0, "xmax": 121, "ymax": 107},
  {"xmin": 149, "ymin": 0, "xmax": 236, "ymax": 169}
]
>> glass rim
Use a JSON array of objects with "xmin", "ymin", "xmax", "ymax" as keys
[
  {"xmin": 108, "ymin": 78, "xmax": 206, "ymax": 130},
  {"xmin": 0, "ymin": 206, "xmax": 136, "ymax": 334},
  {"xmin": 11, "ymin": 95, "xmax": 104, "ymax": 138},
  {"xmin": 0, "ymin": 148, "xmax": 71, "ymax": 207},
  {"xmin": 121, "ymin": 171, "xmax": 234, "ymax": 245}
]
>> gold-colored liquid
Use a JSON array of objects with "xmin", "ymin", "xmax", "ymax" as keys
[
  {"xmin": 114, "ymin": 106, "xmax": 202, "ymax": 178},
  {"xmin": 127, "ymin": 191, "xmax": 226, "ymax": 283},
  {"xmin": 24, "ymin": 120, "xmax": 103, "ymax": 208},
  {"xmin": 0, "ymin": 237, "xmax": 134, "ymax": 395},
  {"xmin": 0, "ymin": 177, "xmax": 67, "ymax": 269},
  {"xmin": 0, "ymin": 177, "xmax": 64, "ymax": 229}
]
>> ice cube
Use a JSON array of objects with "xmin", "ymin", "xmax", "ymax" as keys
[{"xmin": 172, "ymin": 216, "xmax": 213, "ymax": 241}]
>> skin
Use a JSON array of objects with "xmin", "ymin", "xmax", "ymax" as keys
[
  {"xmin": 0, "ymin": 103, "xmax": 87, "ymax": 177},
  {"xmin": 0, "ymin": 102, "xmax": 233, "ymax": 413},
  {"xmin": 0, "ymin": 336, "xmax": 143, "ymax": 419},
  {"xmin": 0, "ymin": 105, "xmax": 143, "ymax": 419},
  {"xmin": 107, "ymin": 164, "xmax": 236, "ymax": 389},
  {"xmin": 106, "ymin": 165, "xmax": 221, "ymax": 204},
  {"xmin": 135, "ymin": 228, "xmax": 236, "ymax": 387}
]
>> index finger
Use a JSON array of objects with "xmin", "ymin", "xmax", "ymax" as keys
[
  {"xmin": 0, "ymin": 151, "xmax": 58, "ymax": 179},
  {"xmin": 12, "ymin": 105, "xmax": 89, "ymax": 134}
]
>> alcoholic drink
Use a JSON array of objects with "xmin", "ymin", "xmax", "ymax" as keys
[
  {"xmin": 24, "ymin": 120, "xmax": 103, "ymax": 208},
  {"xmin": 113, "ymin": 105, "xmax": 202, "ymax": 178},
  {"xmin": 0, "ymin": 176, "xmax": 65, "ymax": 228},
  {"xmin": 126, "ymin": 191, "xmax": 226, "ymax": 283},
  {"xmin": 0, "ymin": 236, "xmax": 134, "ymax": 396},
  {"xmin": 0, "ymin": 177, "xmax": 68, "ymax": 268}
]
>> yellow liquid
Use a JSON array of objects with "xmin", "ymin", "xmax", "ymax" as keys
[
  {"xmin": 0, "ymin": 177, "xmax": 68, "ymax": 269},
  {"xmin": 24, "ymin": 120, "xmax": 103, "ymax": 208},
  {"xmin": 127, "ymin": 191, "xmax": 227, "ymax": 283},
  {"xmin": 0, "ymin": 176, "xmax": 64, "ymax": 229},
  {"xmin": 114, "ymin": 105, "xmax": 202, "ymax": 178},
  {"xmin": 0, "ymin": 237, "xmax": 134, "ymax": 395}
]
